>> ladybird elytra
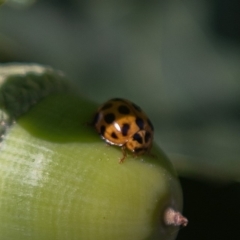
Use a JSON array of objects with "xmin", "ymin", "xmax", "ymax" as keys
[{"xmin": 93, "ymin": 98, "xmax": 154, "ymax": 162}]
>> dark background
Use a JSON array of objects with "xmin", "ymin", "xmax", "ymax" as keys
[
  {"xmin": 1, "ymin": 0, "xmax": 240, "ymax": 239},
  {"xmin": 178, "ymin": 177, "xmax": 240, "ymax": 240}
]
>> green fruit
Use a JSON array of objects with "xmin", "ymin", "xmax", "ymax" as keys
[{"xmin": 0, "ymin": 64, "xmax": 187, "ymax": 240}]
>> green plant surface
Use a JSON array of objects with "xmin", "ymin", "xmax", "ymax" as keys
[{"xmin": 0, "ymin": 64, "xmax": 184, "ymax": 240}]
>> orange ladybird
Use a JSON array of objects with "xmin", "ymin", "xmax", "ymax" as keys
[{"xmin": 93, "ymin": 98, "xmax": 154, "ymax": 162}]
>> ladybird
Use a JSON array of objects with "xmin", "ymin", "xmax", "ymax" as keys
[{"xmin": 93, "ymin": 98, "xmax": 154, "ymax": 163}]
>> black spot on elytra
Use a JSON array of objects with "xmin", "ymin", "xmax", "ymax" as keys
[
  {"xmin": 104, "ymin": 113, "xmax": 115, "ymax": 124},
  {"xmin": 144, "ymin": 131, "xmax": 151, "ymax": 143},
  {"xmin": 93, "ymin": 112, "xmax": 99, "ymax": 125},
  {"xmin": 100, "ymin": 125, "xmax": 106, "ymax": 135},
  {"xmin": 133, "ymin": 133, "xmax": 143, "ymax": 144},
  {"xmin": 121, "ymin": 123, "xmax": 130, "ymax": 136},
  {"xmin": 118, "ymin": 105, "xmax": 130, "ymax": 114},
  {"xmin": 111, "ymin": 132, "xmax": 118, "ymax": 139},
  {"xmin": 147, "ymin": 118, "xmax": 154, "ymax": 131},
  {"xmin": 135, "ymin": 117, "xmax": 144, "ymax": 130},
  {"xmin": 132, "ymin": 103, "xmax": 142, "ymax": 112},
  {"xmin": 101, "ymin": 103, "xmax": 112, "ymax": 110}
]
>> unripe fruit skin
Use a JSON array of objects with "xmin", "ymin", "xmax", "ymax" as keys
[{"xmin": 0, "ymin": 66, "xmax": 183, "ymax": 240}]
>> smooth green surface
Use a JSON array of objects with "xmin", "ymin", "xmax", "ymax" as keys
[
  {"xmin": 0, "ymin": 93, "xmax": 182, "ymax": 240},
  {"xmin": 18, "ymin": 93, "xmax": 98, "ymax": 142},
  {"xmin": 0, "ymin": 64, "xmax": 183, "ymax": 240}
]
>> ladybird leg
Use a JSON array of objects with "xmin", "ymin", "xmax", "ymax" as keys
[{"xmin": 119, "ymin": 146, "xmax": 127, "ymax": 163}]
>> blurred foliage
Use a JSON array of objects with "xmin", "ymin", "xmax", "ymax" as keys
[
  {"xmin": 0, "ymin": 0, "xmax": 240, "ymax": 182},
  {"xmin": 0, "ymin": 0, "xmax": 5, "ymax": 6}
]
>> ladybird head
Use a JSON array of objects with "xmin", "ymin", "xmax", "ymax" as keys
[{"xmin": 126, "ymin": 130, "xmax": 152, "ymax": 155}]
